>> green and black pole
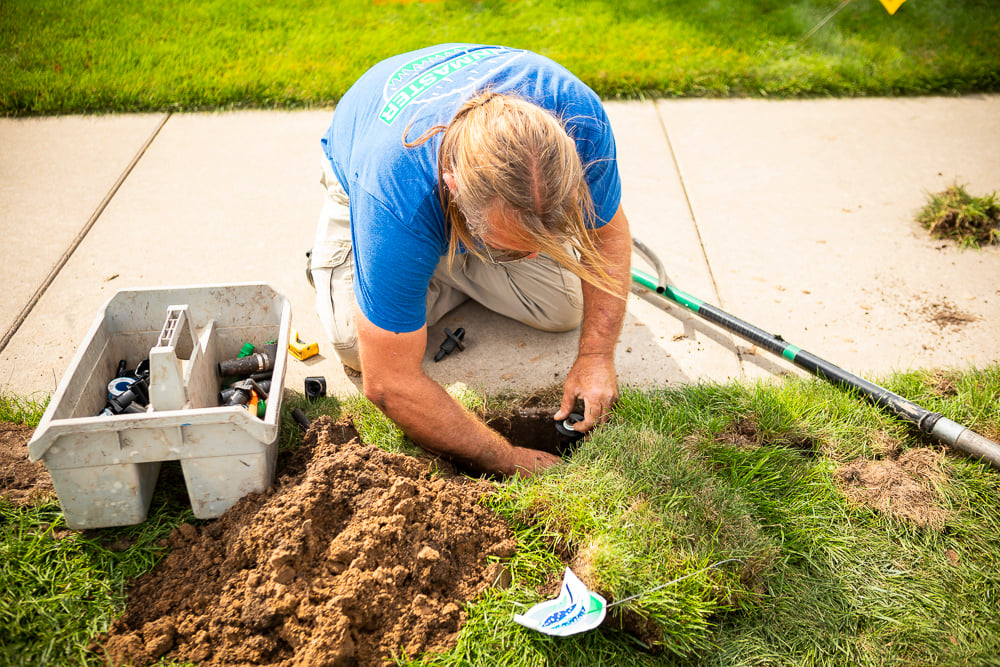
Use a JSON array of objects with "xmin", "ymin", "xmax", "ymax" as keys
[{"xmin": 631, "ymin": 237, "xmax": 1000, "ymax": 469}]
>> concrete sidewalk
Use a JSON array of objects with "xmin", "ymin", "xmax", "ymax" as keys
[{"xmin": 2, "ymin": 96, "xmax": 998, "ymax": 403}]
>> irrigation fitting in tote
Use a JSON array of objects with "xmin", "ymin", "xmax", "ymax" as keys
[
  {"xmin": 218, "ymin": 343, "xmax": 278, "ymax": 378},
  {"xmin": 225, "ymin": 378, "xmax": 269, "ymax": 406},
  {"xmin": 219, "ymin": 380, "xmax": 272, "ymax": 406}
]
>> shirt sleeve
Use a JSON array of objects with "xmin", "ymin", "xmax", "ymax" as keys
[
  {"xmin": 571, "ymin": 101, "xmax": 622, "ymax": 227},
  {"xmin": 349, "ymin": 189, "xmax": 442, "ymax": 333}
]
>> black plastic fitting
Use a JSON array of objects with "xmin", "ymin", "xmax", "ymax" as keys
[
  {"xmin": 434, "ymin": 327, "xmax": 466, "ymax": 362},
  {"xmin": 218, "ymin": 343, "xmax": 278, "ymax": 378},
  {"xmin": 305, "ymin": 376, "xmax": 327, "ymax": 401},
  {"xmin": 219, "ymin": 380, "xmax": 271, "ymax": 405},
  {"xmin": 108, "ymin": 377, "xmax": 149, "ymax": 414},
  {"xmin": 292, "ymin": 408, "xmax": 311, "ymax": 432}
]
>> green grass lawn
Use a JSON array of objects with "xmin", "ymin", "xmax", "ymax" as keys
[
  {"xmin": 2, "ymin": 0, "xmax": 998, "ymax": 115},
  {"xmin": 4, "ymin": 366, "xmax": 1000, "ymax": 665}
]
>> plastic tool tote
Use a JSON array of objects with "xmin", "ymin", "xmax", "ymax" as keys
[{"xmin": 28, "ymin": 283, "xmax": 291, "ymax": 529}]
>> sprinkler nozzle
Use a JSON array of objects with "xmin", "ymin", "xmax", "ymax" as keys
[{"xmin": 555, "ymin": 412, "xmax": 586, "ymax": 444}]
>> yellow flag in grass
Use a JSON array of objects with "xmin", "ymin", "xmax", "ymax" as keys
[{"xmin": 879, "ymin": 0, "xmax": 906, "ymax": 14}]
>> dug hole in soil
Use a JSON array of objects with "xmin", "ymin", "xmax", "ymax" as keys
[{"xmin": 93, "ymin": 407, "xmax": 575, "ymax": 667}]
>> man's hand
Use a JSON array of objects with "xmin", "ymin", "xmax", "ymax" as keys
[
  {"xmin": 555, "ymin": 352, "xmax": 618, "ymax": 432},
  {"xmin": 554, "ymin": 205, "xmax": 631, "ymax": 434}
]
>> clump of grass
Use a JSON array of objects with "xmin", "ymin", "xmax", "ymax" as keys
[
  {"xmin": 0, "ymin": 391, "xmax": 49, "ymax": 427},
  {"xmin": 916, "ymin": 182, "xmax": 1000, "ymax": 247},
  {"xmin": 488, "ymin": 414, "xmax": 777, "ymax": 656}
]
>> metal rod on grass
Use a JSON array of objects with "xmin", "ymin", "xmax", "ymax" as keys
[{"xmin": 631, "ymin": 237, "xmax": 1000, "ymax": 469}]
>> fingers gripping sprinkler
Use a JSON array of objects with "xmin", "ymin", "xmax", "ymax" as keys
[
  {"xmin": 630, "ymin": 237, "xmax": 1000, "ymax": 470},
  {"xmin": 556, "ymin": 413, "xmax": 586, "ymax": 446}
]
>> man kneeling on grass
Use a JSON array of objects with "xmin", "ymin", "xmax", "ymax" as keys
[{"xmin": 308, "ymin": 44, "xmax": 632, "ymax": 477}]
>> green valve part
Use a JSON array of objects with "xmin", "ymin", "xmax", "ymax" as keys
[
  {"xmin": 238, "ymin": 342, "xmax": 255, "ymax": 358},
  {"xmin": 257, "ymin": 400, "xmax": 266, "ymax": 418}
]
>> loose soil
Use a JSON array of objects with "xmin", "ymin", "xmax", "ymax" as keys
[
  {"xmin": 713, "ymin": 415, "xmax": 818, "ymax": 457},
  {"xmin": 95, "ymin": 416, "xmax": 518, "ymax": 666},
  {"xmin": 712, "ymin": 418, "xmax": 949, "ymax": 529},
  {"xmin": 0, "ymin": 421, "xmax": 53, "ymax": 505},
  {"xmin": 923, "ymin": 300, "xmax": 978, "ymax": 329},
  {"xmin": 834, "ymin": 447, "xmax": 947, "ymax": 529},
  {"xmin": 0, "ymin": 402, "xmax": 962, "ymax": 662}
]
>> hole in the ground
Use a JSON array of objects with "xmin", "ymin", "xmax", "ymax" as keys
[
  {"xmin": 485, "ymin": 407, "xmax": 583, "ymax": 458},
  {"xmin": 153, "ymin": 460, "xmax": 192, "ymax": 508}
]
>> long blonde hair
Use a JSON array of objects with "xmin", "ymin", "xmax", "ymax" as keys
[{"xmin": 405, "ymin": 91, "xmax": 620, "ymax": 297}]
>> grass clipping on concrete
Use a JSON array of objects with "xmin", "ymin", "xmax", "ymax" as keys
[
  {"xmin": 917, "ymin": 183, "xmax": 1000, "ymax": 247},
  {"xmin": 3, "ymin": 366, "xmax": 1000, "ymax": 665}
]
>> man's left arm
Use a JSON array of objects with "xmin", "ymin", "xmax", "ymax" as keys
[{"xmin": 555, "ymin": 204, "xmax": 632, "ymax": 432}]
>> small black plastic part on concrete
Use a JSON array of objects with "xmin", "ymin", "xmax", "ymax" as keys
[
  {"xmin": 434, "ymin": 327, "xmax": 466, "ymax": 362},
  {"xmin": 305, "ymin": 376, "xmax": 327, "ymax": 401}
]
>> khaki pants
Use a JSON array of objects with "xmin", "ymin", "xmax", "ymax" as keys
[{"xmin": 310, "ymin": 155, "xmax": 583, "ymax": 371}]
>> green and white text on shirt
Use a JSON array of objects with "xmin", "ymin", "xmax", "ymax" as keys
[{"xmin": 379, "ymin": 46, "xmax": 504, "ymax": 125}]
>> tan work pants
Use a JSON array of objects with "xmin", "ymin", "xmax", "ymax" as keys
[{"xmin": 310, "ymin": 156, "xmax": 583, "ymax": 371}]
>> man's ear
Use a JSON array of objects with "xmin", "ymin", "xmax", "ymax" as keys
[{"xmin": 442, "ymin": 172, "xmax": 458, "ymax": 195}]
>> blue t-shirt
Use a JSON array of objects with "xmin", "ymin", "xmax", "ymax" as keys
[{"xmin": 321, "ymin": 44, "xmax": 621, "ymax": 333}]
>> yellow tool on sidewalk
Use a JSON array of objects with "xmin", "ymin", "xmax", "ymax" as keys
[{"xmin": 288, "ymin": 330, "xmax": 319, "ymax": 361}]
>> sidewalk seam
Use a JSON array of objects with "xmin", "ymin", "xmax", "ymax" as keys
[
  {"xmin": 0, "ymin": 112, "xmax": 172, "ymax": 355},
  {"xmin": 654, "ymin": 103, "xmax": 749, "ymax": 375}
]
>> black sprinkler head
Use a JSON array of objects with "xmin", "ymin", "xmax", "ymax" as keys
[{"xmin": 555, "ymin": 412, "xmax": 586, "ymax": 445}]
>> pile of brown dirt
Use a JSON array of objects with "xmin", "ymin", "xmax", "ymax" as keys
[
  {"xmin": 834, "ymin": 447, "xmax": 947, "ymax": 529},
  {"xmin": 0, "ymin": 421, "xmax": 53, "ymax": 505},
  {"xmin": 96, "ymin": 416, "xmax": 516, "ymax": 666}
]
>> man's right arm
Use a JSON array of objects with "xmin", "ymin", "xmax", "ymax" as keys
[{"xmin": 354, "ymin": 303, "xmax": 559, "ymax": 477}]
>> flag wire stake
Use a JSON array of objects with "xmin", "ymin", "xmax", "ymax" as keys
[{"xmin": 604, "ymin": 559, "xmax": 744, "ymax": 609}]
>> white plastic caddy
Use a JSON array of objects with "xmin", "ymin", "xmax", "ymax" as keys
[{"xmin": 28, "ymin": 283, "xmax": 291, "ymax": 529}]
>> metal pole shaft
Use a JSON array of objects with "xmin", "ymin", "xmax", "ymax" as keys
[{"xmin": 631, "ymin": 265, "xmax": 1000, "ymax": 469}]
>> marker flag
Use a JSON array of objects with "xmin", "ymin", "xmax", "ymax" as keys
[
  {"xmin": 879, "ymin": 0, "xmax": 906, "ymax": 14},
  {"xmin": 513, "ymin": 567, "xmax": 607, "ymax": 636}
]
